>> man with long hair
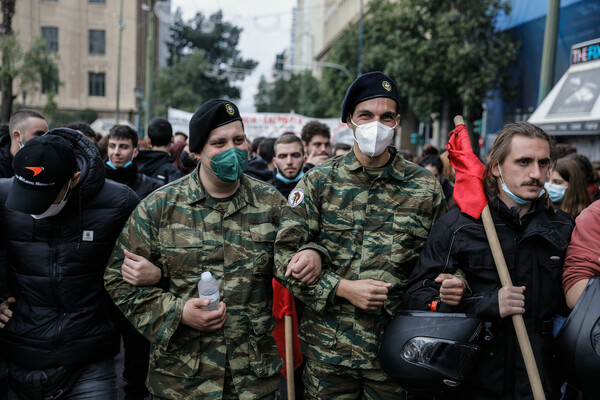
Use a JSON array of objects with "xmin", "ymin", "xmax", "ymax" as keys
[{"xmin": 405, "ymin": 122, "xmax": 574, "ymax": 399}]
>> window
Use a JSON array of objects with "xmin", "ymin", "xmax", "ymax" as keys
[
  {"xmin": 89, "ymin": 72, "xmax": 105, "ymax": 97},
  {"xmin": 89, "ymin": 30, "xmax": 105, "ymax": 55},
  {"xmin": 41, "ymin": 27, "xmax": 58, "ymax": 52},
  {"xmin": 41, "ymin": 71, "xmax": 59, "ymax": 94}
]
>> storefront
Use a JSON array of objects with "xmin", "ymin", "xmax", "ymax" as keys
[{"xmin": 528, "ymin": 38, "xmax": 600, "ymax": 161}]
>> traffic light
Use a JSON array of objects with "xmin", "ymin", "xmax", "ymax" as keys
[{"xmin": 473, "ymin": 119, "xmax": 482, "ymax": 135}]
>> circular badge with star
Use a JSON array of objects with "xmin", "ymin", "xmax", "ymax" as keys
[{"xmin": 225, "ymin": 104, "xmax": 235, "ymax": 116}]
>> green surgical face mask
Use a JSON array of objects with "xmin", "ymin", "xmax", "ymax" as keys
[{"xmin": 202, "ymin": 147, "xmax": 248, "ymax": 183}]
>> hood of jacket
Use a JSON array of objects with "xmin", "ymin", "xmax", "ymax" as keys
[
  {"xmin": 47, "ymin": 128, "xmax": 105, "ymax": 203},
  {"xmin": 136, "ymin": 149, "xmax": 174, "ymax": 176}
]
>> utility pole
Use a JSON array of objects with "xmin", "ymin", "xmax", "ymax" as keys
[
  {"xmin": 538, "ymin": 0, "xmax": 560, "ymax": 105},
  {"xmin": 143, "ymin": 0, "xmax": 154, "ymax": 137},
  {"xmin": 115, "ymin": 0, "xmax": 124, "ymax": 123},
  {"xmin": 358, "ymin": 0, "xmax": 363, "ymax": 77}
]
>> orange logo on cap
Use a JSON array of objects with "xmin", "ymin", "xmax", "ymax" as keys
[{"xmin": 25, "ymin": 166, "xmax": 44, "ymax": 176}]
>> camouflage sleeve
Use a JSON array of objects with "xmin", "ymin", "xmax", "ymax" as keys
[
  {"xmin": 274, "ymin": 173, "xmax": 338, "ymax": 314},
  {"xmin": 104, "ymin": 198, "xmax": 185, "ymax": 349}
]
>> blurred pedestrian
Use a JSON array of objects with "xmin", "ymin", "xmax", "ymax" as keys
[
  {"xmin": 0, "ymin": 110, "xmax": 48, "ymax": 178},
  {"xmin": 568, "ymin": 153, "xmax": 600, "ymax": 201},
  {"xmin": 419, "ymin": 153, "xmax": 455, "ymax": 209},
  {"xmin": 301, "ymin": 121, "xmax": 330, "ymax": 169},
  {"xmin": 331, "ymin": 142, "xmax": 351, "ymax": 157},
  {"xmin": 136, "ymin": 117, "xmax": 183, "ymax": 184},
  {"xmin": 545, "ymin": 157, "xmax": 592, "ymax": 219}
]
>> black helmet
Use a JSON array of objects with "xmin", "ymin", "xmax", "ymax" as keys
[
  {"xmin": 379, "ymin": 311, "xmax": 483, "ymax": 393},
  {"xmin": 557, "ymin": 277, "xmax": 600, "ymax": 396}
]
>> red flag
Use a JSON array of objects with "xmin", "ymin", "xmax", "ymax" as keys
[
  {"xmin": 446, "ymin": 124, "xmax": 488, "ymax": 219},
  {"xmin": 272, "ymin": 279, "xmax": 303, "ymax": 377}
]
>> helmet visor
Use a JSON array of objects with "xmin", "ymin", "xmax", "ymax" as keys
[{"xmin": 401, "ymin": 337, "xmax": 480, "ymax": 382}]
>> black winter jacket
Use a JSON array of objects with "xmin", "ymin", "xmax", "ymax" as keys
[
  {"xmin": 136, "ymin": 149, "xmax": 182, "ymax": 184},
  {"xmin": 0, "ymin": 129, "xmax": 138, "ymax": 369},
  {"xmin": 404, "ymin": 196, "xmax": 574, "ymax": 400},
  {"xmin": 0, "ymin": 135, "xmax": 14, "ymax": 178},
  {"xmin": 105, "ymin": 161, "xmax": 163, "ymax": 200}
]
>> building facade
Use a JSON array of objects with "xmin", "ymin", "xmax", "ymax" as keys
[{"xmin": 8, "ymin": 0, "xmax": 170, "ymax": 128}]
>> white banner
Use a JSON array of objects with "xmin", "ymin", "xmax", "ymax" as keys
[{"xmin": 168, "ymin": 107, "xmax": 353, "ymax": 145}]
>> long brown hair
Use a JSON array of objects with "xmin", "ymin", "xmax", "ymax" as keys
[
  {"xmin": 553, "ymin": 157, "xmax": 592, "ymax": 218},
  {"xmin": 484, "ymin": 122, "xmax": 556, "ymax": 199}
]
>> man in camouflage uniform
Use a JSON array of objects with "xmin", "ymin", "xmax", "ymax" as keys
[
  {"xmin": 105, "ymin": 100, "xmax": 287, "ymax": 399},
  {"xmin": 274, "ymin": 72, "xmax": 446, "ymax": 399}
]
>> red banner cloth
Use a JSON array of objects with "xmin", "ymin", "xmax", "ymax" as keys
[
  {"xmin": 446, "ymin": 124, "xmax": 488, "ymax": 219},
  {"xmin": 272, "ymin": 279, "xmax": 303, "ymax": 377}
]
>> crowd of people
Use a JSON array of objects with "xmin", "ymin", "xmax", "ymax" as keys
[{"xmin": 0, "ymin": 71, "xmax": 599, "ymax": 400}]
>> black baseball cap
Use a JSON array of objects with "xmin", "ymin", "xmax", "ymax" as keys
[
  {"xmin": 341, "ymin": 71, "xmax": 401, "ymax": 122},
  {"xmin": 6, "ymin": 135, "xmax": 77, "ymax": 214},
  {"xmin": 188, "ymin": 99, "xmax": 243, "ymax": 153}
]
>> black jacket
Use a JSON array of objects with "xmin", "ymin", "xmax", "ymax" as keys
[
  {"xmin": 404, "ymin": 196, "xmax": 574, "ymax": 400},
  {"xmin": 105, "ymin": 161, "xmax": 163, "ymax": 200},
  {"xmin": 0, "ymin": 135, "xmax": 14, "ymax": 178},
  {"xmin": 0, "ymin": 129, "xmax": 139, "ymax": 369},
  {"xmin": 136, "ymin": 149, "xmax": 183, "ymax": 184},
  {"xmin": 245, "ymin": 155, "xmax": 272, "ymax": 182}
]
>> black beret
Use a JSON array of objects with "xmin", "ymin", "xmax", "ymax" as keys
[
  {"xmin": 188, "ymin": 99, "xmax": 242, "ymax": 153},
  {"xmin": 341, "ymin": 71, "xmax": 400, "ymax": 122}
]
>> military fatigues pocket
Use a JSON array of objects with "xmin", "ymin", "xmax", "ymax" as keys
[
  {"xmin": 158, "ymin": 228, "xmax": 202, "ymax": 278},
  {"xmin": 391, "ymin": 214, "xmax": 429, "ymax": 266},
  {"xmin": 249, "ymin": 223, "xmax": 277, "ymax": 275},
  {"xmin": 247, "ymin": 313, "xmax": 283, "ymax": 377}
]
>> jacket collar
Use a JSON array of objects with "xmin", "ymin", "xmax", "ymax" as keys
[
  {"xmin": 490, "ymin": 196, "xmax": 569, "ymax": 250},
  {"xmin": 186, "ymin": 166, "xmax": 257, "ymax": 213},
  {"xmin": 344, "ymin": 147, "xmax": 406, "ymax": 181}
]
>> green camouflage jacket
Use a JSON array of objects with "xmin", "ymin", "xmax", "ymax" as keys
[
  {"xmin": 104, "ymin": 170, "xmax": 285, "ymax": 399},
  {"xmin": 275, "ymin": 148, "xmax": 445, "ymax": 369}
]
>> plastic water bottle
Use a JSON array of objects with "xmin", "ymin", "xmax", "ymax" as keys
[{"xmin": 198, "ymin": 271, "xmax": 219, "ymax": 311}]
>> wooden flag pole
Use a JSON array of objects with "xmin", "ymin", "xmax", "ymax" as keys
[
  {"xmin": 454, "ymin": 115, "xmax": 546, "ymax": 400},
  {"xmin": 285, "ymin": 315, "xmax": 295, "ymax": 399}
]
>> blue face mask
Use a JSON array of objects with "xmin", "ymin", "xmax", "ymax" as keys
[
  {"xmin": 498, "ymin": 166, "xmax": 538, "ymax": 205},
  {"xmin": 276, "ymin": 169, "xmax": 304, "ymax": 184},
  {"xmin": 544, "ymin": 182, "xmax": 566, "ymax": 203},
  {"xmin": 202, "ymin": 147, "xmax": 248, "ymax": 183},
  {"xmin": 106, "ymin": 151, "xmax": 134, "ymax": 170}
]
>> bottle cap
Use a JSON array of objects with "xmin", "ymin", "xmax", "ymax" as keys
[{"xmin": 201, "ymin": 271, "xmax": 212, "ymax": 282}]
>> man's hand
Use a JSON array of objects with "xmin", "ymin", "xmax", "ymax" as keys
[
  {"xmin": 498, "ymin": 286, "xmax": 526, "ymax": 318},
  {"xmin": 181, "ymin": 298, "xmax": 227, "ymax": 331},
  {"xmin": 0, "ymin": 297, "xmax": 15, "ymax": 329},
  {"xmin": 435, "ymin": 273, "xmax": 466, "ymax": 306},
  {"xmin": 285, "ymin": 249, "xmax": 321, "ymax": 284},
  {"xmin": 336, "ymin": 279, "xmax": 391, "ymax": 311},
  {"xmin": 121, "ymin": 249, "xmax": 162, "ymax": 286},
  {"xmin": 305, "ymin": 146, "xmax": 328, "ymax": 167}
]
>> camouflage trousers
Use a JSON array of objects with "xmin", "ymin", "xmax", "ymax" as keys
[
  {"xmin": 303, "ymin": 358, "xmax": 406, "ymax": 400},
  {"xmin": 151, "ymin": 361, "xmax": 281, "ymax": 400}
]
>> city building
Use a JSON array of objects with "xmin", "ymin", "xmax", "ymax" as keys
[{"xmin": 7, "ymin": 0, "xmax": 171, "ymax": 131}]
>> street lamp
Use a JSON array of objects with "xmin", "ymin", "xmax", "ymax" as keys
[{"xmin": 134, "ymin": 87, "xmax": 144, "ymax": 138}]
